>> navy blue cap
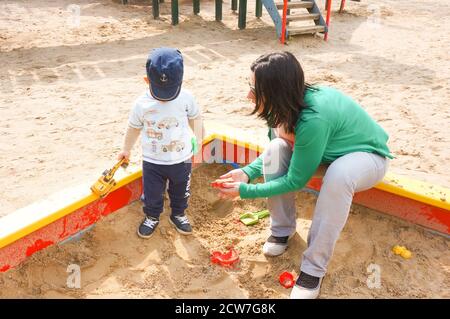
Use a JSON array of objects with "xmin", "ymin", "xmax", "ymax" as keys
[{"xmin": 146, "ymin": 47, "xmax": 184, "ymax": 101}]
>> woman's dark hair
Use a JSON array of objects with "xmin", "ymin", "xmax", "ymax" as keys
[{"xmin": 250, "ymin": 51, "xmax": 314, "ymax": 134}]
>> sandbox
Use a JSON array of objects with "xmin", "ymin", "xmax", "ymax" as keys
[{"xmin": 0, "ymin": 133, "xmax": 449, "ymax": 298}]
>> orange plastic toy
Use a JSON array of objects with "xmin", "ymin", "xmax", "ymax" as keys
[
  {"xmin": 279, "ymin": 271, "xmax": 295, "ymax": 288},
  {"xmin": 210, "ymin": 248, "xmax": 240, "ymax": 267},
  {"xmin": 211, "ymin": 177, "xmax": 234, "ymax": 189}
]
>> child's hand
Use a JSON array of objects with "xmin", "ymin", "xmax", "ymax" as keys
[{"xmin": 117, "ymin": 151, "xmax": 130, "ymax": 161}]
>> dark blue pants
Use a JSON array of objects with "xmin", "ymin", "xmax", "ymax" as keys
[{"xmin": 142, "ymin": 160, "xmax": 192, "ymax": 219}]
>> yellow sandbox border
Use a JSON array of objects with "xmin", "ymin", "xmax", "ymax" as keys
[{"xmin": 0, "ymin": 167, "xmax": 142, "ymax": 249}]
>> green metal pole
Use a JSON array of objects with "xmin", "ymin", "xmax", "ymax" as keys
[
  {"xmin": 215, "ymin": 0, "xmax": 222, "ymax": 21},
  {"xmin": 172, "ymin": 0, "xmax": 179, "ymax": 25},
  {"xmin": 152, "ymin": 0, "xmax": 159, "ymax": 19},
  {"xmin": 255, "ymin": 0, "xmax": 262, "ymax": 18},
  {"xmin": 193, "ymin": 0, "xmax": 200, "ymax": 15},
  {"xmin": 231, "ymin": 0, "xmax": 237, "ymax": 11},
  {"xmin": 238, "ymin": 0, "xmax": 247, "ymax": 29}
]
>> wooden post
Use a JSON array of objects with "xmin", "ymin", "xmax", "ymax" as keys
[
  {"xmin": 121, "ymin": 0, "xmax": 128, "ymax": 4},
  {"xmin": 231, "ymin": 0, "xmax": 238, "ymax": 11},
  {"xmin": 193, "ymin": 0, "xmax": 200, "ymax": 14},
  {"xmin": 152, "ymin": 0, "xmax": 159, "ymax": 19},
  {"xmin": 238, "ymin": 0, "xmax": 247, "ymax": 29},
  {"xmin": 339, "ymin": 0, "xmax": 346, "ymax": 13},
  {"xmin": 255, "ymin": 0, "xmax": 262, "ymax": 18},
  {"xmin": 172, "ymin": 0, "xmax": 179, "ymax": 25},
  {"xmin": 281, "ymin": 0, "xmax": 287, "ymax": 44},
  {"xmin": 215, "ymin": 0, "xmax": 223, "ymax": 21},
  {"xmin": 324, "ymin": 0, "xmax": 332, "ymax": 41}
]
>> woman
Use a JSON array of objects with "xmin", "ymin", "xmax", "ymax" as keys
[{"xmin": 218, "ymin": 52, "xmax": 392, "ymax": 299}]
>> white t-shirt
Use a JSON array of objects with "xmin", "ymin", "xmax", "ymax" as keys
[{"xmin": 128, "ymin": 88, "xmax": 200, "ymax": 165}]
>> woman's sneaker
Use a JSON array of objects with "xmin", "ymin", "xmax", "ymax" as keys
[
  {"xmin": 137, "ymin": 216, "xmax": 159, "ymax": 238},
  {"xmin": 290, "ymin": 272, "xmax": 322, "ymax": 299},
  {"xmin": 169, "ymin": 214, "xmax": 193, "ymax": 235},
  {"xmin": 262, "ymin": 235, "xmax": 289, "ymax": 256}
]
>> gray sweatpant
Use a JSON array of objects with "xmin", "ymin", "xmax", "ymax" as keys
[{"xmin": 263, "ymin": 138, "xmax": 389, "ymax": 278}]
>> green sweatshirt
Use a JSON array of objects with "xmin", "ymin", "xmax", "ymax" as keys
[{"xmin": 239, "ymin": 86, "xmax": 393, "ymax": 199}]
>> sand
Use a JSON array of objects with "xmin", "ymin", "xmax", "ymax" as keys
[
  {"xmin": 1, "ymin": 0, "xmax": 450, "ymax": 217},
  {"xmin": 0, "ymin": 0, "xmax": 449, "ymax": 298},
  {"xmin": 0, "ymin": 164, "xmax": 449, "ymax": 298}
]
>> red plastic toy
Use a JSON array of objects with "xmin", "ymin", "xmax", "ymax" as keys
[
  {"xmin": 210, "ymin": 248, "xmax": 240, "ymax": 267},
  {"xmin": 279, "ymin": 271, "xmax": 295, "ymax": 288},
  {"xmin": 211, "ymin": 178, "xmax": 234, "ymax": 189}
]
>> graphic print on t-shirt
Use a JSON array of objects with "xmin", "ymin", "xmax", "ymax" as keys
[
  {"xmin": 128, "ymin": 89, "xmax": 200, "ymax": 165},
  {"xmin": 144, "ymin": 114, "xmax": 186, "ymax": 159}
]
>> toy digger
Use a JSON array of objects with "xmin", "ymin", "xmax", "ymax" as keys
[{"xmin": 90, "ymin": 158, "xmax": 129, "ymax": 198}]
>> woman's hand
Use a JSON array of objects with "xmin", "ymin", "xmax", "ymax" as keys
[
  {"xmin": 218, "ymin": 182, "xmax": 241, "ymax": 199},
  {"xmin": 216, "ymin": 169, "xmax": 249, "ymax": 199},
  {"xmin": 220, "ymin": 169, "xmax": 249, "ymax": 184}
]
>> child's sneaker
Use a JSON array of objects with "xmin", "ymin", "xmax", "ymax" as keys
[
  {"xmin": 169, "ymin": 214, "xmax": 192, "ymax": 235},
  {"xmin": 137, "ymin": 216, "xmax": 159, "ymax": 238}
]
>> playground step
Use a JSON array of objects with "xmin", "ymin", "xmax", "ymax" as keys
[
  {"xmin": 286, "ymin": 13, "xmax": 320, "ymax": 22},
  {"xmin": 262, "ymin": 0, "xmax": 327, "ymax": 41},
  {"xmin": 275, "ymin": 1, "xmax": 314, "ymax": 10},
  {"xmin": 287, "ymin": 25, "xmax": 325, "ymax": 35}
]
